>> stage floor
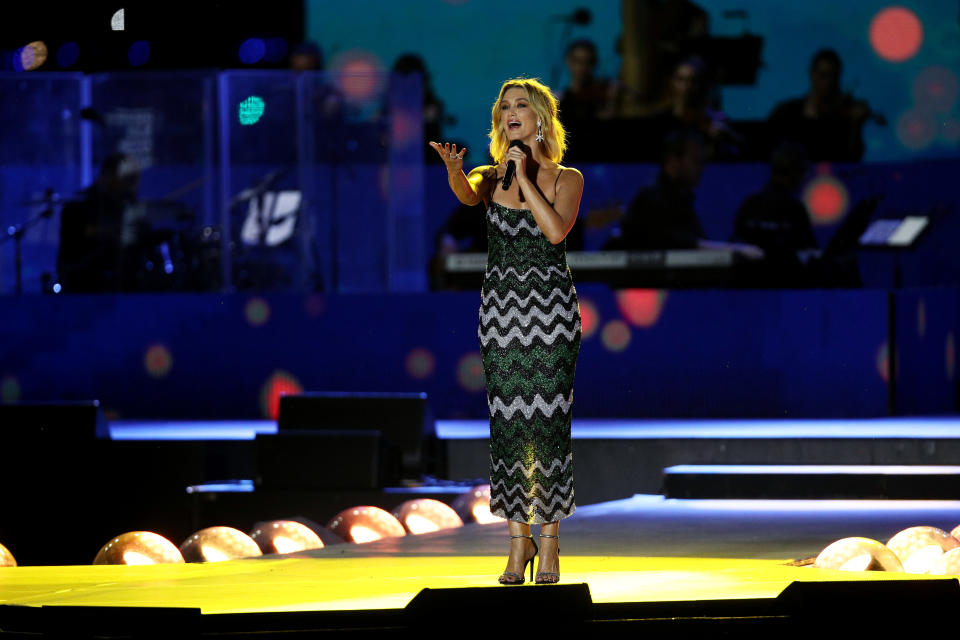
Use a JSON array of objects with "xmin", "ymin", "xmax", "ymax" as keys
[{"xmin": 4, "ymin": 495, "xmax": 960, "ymax": 615}]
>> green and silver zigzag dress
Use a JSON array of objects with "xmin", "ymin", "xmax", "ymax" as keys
[{"xmin": 479, "ymin": 199, "xmax": 581, "ymax": 524}]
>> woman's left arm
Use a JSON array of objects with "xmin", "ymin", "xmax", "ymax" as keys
[{"xmin": 511, "ymin": 157, "xmax": 584, "ymax": 245}]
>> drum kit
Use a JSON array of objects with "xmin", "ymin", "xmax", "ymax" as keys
[
  {"xmin": 10, "ymin": 164, "xmax": 312, "ymax": 294},
  {"xmin": 11, "ymin": 190, "xmax": 223, "ymax": 294}
]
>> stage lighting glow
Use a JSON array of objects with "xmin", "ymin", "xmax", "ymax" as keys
[
  {"xmin": 18, "ymin": 41, "xmax": 48, "ymax": 71},
  {"xmin": 180, "ymin": 526, "xmax": 262, "ymax": 563},
  {"xmin": 802, "ymin": 175, "xmax": 849, "ymax": 224},
  {"xmin": 393, "ymin": 499, "xmax": 463, "ymax": 535},
  {"xmin": 1, "ymin": 375, "xmax": 21, "ymax": 403},
  {"xmin": 450, "ymin": 484, "xmax": 502, "ymax": 524},
  {"xmin": 456, "ymin": 352, "xmax": 485, "ymax": 392},
  {"xmin": 886, "ymin": 526, "xmax": 959, "ymax": 573},
  {"xmin": 238, "ymin": 38, "xmax": 267, "ymax": 65},
  {"xmin": 876, "ymin": 342, "xmax": 890, "ymax": 382},
  {"xmin": 331, "ymin": 51, "xmax": 384, "ymax": 100},
  {"xmin": 578, "ymin": 298, "xmax": 599, "ymax": 339},
  {"xmin": 326, "ymin": 506, "xmax": 406, "ymax": 544},
  {"xmin": 0, "ymin": 542, "xmax": 15, "ymax": 567},
  {"xmin": 914, "ymin": 66, "xmax": 958, "ymax": 113},
  {"xmin": 814, "ymin": 537, "xmax": 904, "ymax": 572},
  {"xmin": 57, "ymin": 42, "xmax": 79, "ymax": 68},
  {"xmin": 929, "ymin": 547, "xmax": 960, "ymax": 575},
  {"xmin": 405, "ymin": 347, "xmax": 436, "ymax": 379},
  {"xmin": 349, "ymin": 526, "xmax": 381, "ymax": 543},
  {"xmin": 601, "ymin": 319, "xmax": 631, "ymax": 352},
  {"xmin": 245, "ymin": 297, "xmax": 270, "ymax": 325},
  {"xmin": 897, "ymin": 108, "xmax": 938, "ymax": 151},
  {"xmin": 616, "ymin": 289, "xmax": 666, "ymax": 328},
  {"xmin": 111, "ymin": 8, "xmax": 125, "ymax": 31},
  {"xmin": 128, "ymin": 41, "xmax": 150, "ymax": 67},
  {"xmin": 250, "ymin": 520, "xmax": 323, "ymax": 555},
  {"xmin": 144, "ymin": 344, "xmax": 173, "ymax": 378},
  {"xmin": 870, "ymin": 7, "xmax": 923, "ymax": 63},
  {"xmin": 259, "ymin": 370, "xmax": 304, "ymax": 420},
  {"xmin": 94, "ymin": 531, "xmax": 184, "ymax": 565}
]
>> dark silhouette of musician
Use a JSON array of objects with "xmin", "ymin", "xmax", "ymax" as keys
[
  {"xmin": 768, "ymin": 49, "xmax": 878, "ymax": 162},
  {"xmin": 731, "ymin": 141, "xmax": 819, "ymax": 286},
  {"xmin": 57, "ymin": 154, "xmax": 141, "ymax": 292},
  {"xmin": 606, "ymin": 130, "xmax": 762, "ymax": 258}
]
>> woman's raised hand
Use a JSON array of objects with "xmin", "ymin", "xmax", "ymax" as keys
[{"xmin": 429, "ymin": 141, "xmax": 466, "ymax": 173}]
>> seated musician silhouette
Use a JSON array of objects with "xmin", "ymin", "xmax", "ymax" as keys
[{"xmin": 57, "ymin": 154, "xmax": 141, "ymax": 292}]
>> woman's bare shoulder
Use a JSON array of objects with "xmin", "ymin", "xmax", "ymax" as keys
[{"xmin": 557, "ymin": 165, "xmax": 584, "ymax": 187}]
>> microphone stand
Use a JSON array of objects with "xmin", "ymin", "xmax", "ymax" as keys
[{"xmin": 2, "ymin": 189, "xmax": 58, "ymax": 294}]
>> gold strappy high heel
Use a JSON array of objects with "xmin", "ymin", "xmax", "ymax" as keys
[
  {"xmin": 498, "ymin": 534, "xmax": 538, "ymax": 585},
  {"xmin": 535, "ymin": 534, "xmax": 560, "ymax": 584}
]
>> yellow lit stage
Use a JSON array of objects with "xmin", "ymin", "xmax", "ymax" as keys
[
  {"xmin": 4, "ymin": 495, "xmax": 960, "ymax": 634},
  {"xmin": 1, "ymin": 554, "xmax": 957, "ymax": 615}
]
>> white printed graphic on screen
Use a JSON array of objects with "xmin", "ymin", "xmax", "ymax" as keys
[{"xmin": 241, "ymin": 191, "xmax": 301, "ymax": 247}]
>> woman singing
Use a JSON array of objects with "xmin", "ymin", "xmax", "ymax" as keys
[{"xmin": 430, "ymin": 77, "xmax": 583, "ymax": 584}]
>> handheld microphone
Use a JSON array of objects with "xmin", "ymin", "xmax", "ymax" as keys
[{"xmin": 501, "ymin": 140, "xmax": 523, "ymax": 190}]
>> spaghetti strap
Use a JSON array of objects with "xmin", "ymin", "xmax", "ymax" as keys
[{"xmin": 550, "ymin": 167, "xmax": 564, "ymax": 206}]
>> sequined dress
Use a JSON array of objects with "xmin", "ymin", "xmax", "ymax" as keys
[{"xmin": 478, "ymin": 198, "xmax": 581, "ymax": 524}]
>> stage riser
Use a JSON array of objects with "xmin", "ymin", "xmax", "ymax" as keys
[
  {"xmin": 447, "ymin": 438, "xmax": 960, "ymax": 503},
  {"xmin": 664, "ymin": 472, "xmax": 960, "ymax": 499}
]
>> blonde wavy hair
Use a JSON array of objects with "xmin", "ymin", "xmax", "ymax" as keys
[{"xmin": 488, "ymin": 77, "xmax": 567, "ymax": 165}]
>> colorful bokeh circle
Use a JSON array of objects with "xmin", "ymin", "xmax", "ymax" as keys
[
  {"xmin": 127, "ymin": 40, "xmax": 150, "ymax": 67},
  {"xmin": 897, "ymin": 108, "xmax": 939, "ymax": 150},
  {"xmin": 869, "ymin": 7, "xmax": 923, "ymax": 63},
  {"xmin": 260, "ymin": 370, "xmax": 304, "ymax": 420},
  {"xmin": 913, "ymin": 66, "xmax": 958, "ymax": 113},
  {"xmin": 332, "ymin": 51, "xmax": 384, "ymax": 100},
  {"xmin": 0, "ymin": 375, "xmax": 21, "ymax": 403},
  {"xmin": 17, "ymin": 41, "xmax": 48, "ymax": 71},
  {"xmin": 57, "ymin": 42, "xmax": 79, "ymax": 68},
  {"xmin": 456, "ymin": 352, "xmax": 486, "ymax": 392},
  {"xmin": 245, "ymin": 297, "xmax": 271, "ymax": 326},
  {"xmin": 803, "ymin": 175, "xmax": 849, "ymax": 224},
  {"xmin": 578, "ymin": 298, "xmax": 599, "ymax": 339},
  {"xmin": 876, "ymin": 342, "xmax": 890, "ymax": 383},
  {"xmin": 405, "ymin": 347, "xmax": 436, "ymax": 379},
  {"xmin": 144, "ymin": 344, "xmax": 173, "ymax": 378},
  {"xmin": 601, "ymin": 320, "xmax": 632, "ymax": 353},
  {"xmin": 616, "ymin": 289, "xmax": 667, "ymax": 328}
]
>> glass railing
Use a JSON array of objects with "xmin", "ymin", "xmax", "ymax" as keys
[{"xmin": 0, "ymin": 70, "xmax": 425, "ymax": 294}]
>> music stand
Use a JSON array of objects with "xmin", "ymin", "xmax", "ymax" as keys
[{"xmin": 857, "ymin": 213, "xmax": 936, "ymax": 417}]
